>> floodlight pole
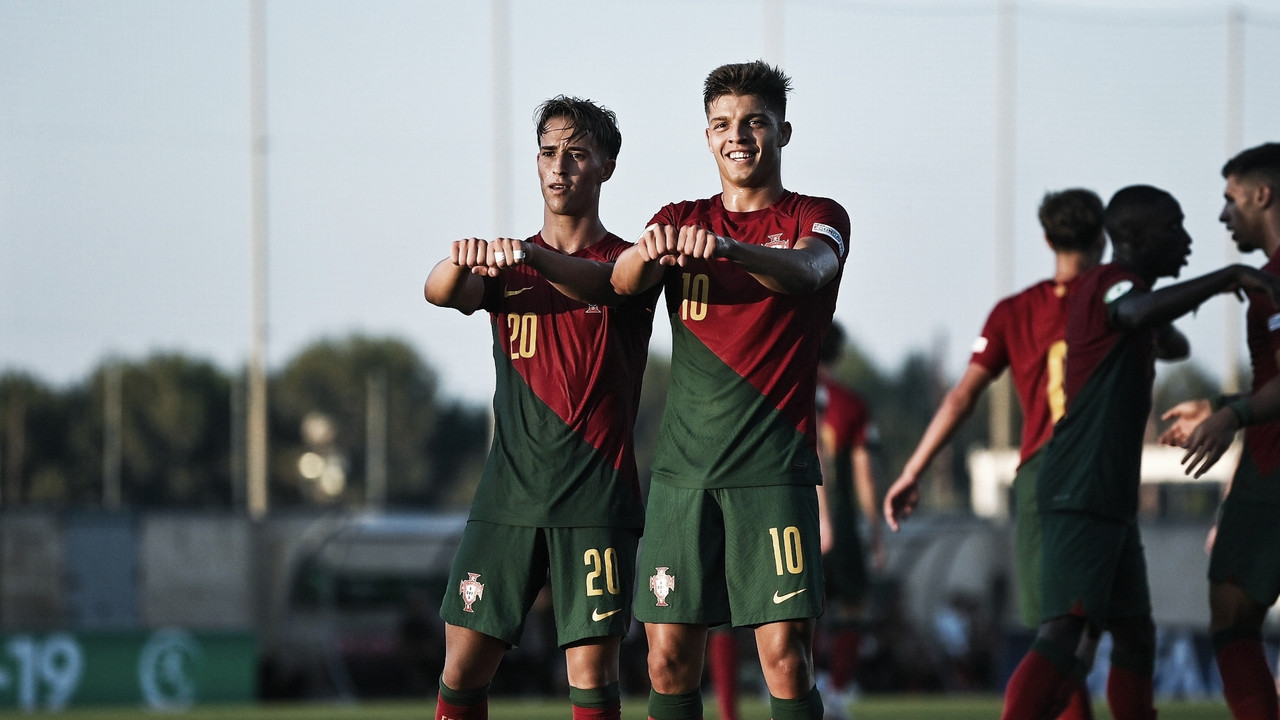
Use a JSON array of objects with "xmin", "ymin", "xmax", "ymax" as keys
[
  {"xmin": 990, "ymin": 0, "xmax": 1017, "ymax": 451},
  {"xmin": 1222, "ymin": 4, "xmax": 1245, "ymax": 394},
  {"xmin": 491, "ymin": 0, "xmax": 512, "ymax": 237},
  {"xmin": 247, "ymin": 0, "xmax": 269, "ymax": 520}
]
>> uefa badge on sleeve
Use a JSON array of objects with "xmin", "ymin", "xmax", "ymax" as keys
[
  {"xmin": 460, "ymin": 572, "xmax": 485, "ymax": 612},
  {"xmin": 649, "ymin": 567, "xmax": 675, "ymax": 607}
]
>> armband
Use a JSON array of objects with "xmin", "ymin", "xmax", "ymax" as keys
[{"xmin": 1226, "ymin": 397, "xmax": 1255, "ymax": 427}]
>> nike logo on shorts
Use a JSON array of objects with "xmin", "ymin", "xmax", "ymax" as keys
[
  {"xmin": 592, "ymin": 608, "xmax": 622, "ymax": 622},
  {"xmin": 504, "ymin": 287, "xmax": 533, "ymax": 297},
  {"xmin": 772, "ymin": 589, "xmax": 807, "ymax": 604}
]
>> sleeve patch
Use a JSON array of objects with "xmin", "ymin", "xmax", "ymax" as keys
[
  {"xmin": 1269, "ymin": 312, "xmax": 1280, "ymax": 333},
  {"xmin": 1103, "ymin": 280, "xmax": 1134, "ymax": 304},
  {"xmin": 812, "ymin": 222, "xmax": 846, "ymax": 257},
  {"xmin": 971, "ymin": 336, "xmax": 989, "ymax": 354}
]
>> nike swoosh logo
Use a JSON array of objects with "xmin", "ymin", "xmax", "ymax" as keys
[
  {"xmin": 504, "ymin": 287, "xmax": 533, "ymax": 297},
  {"xmin": 592, "ymin": 608, "xmax": 622, "ymax": 622},
  {"xmin": 772, "ymin": 589, "xmax": 807, "ymax": 604}
]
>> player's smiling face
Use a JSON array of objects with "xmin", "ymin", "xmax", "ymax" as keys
[
  {"xmin": 704, "ymin": 93, "xmax": 791, "ymax": 190},
  {"xmin": 537, "ymin": 117, "xmax": 614, "ymax": 217}
]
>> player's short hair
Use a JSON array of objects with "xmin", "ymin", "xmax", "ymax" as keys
[
  {"xmin": 703, "ymin": 61, "xmax": 792, "ymax": 119},
  {"xmin": 1104, "ymin": 185, "xmax": 1176, "ymax": 250},
  {"xmin": 534, "ymin": 95, "xmax": 622, "ymax": 161},
  {"xmin": 819, "ymin": 321, "xmax": 845, "ymax": 365},
  {"xmin": 1222, "ymin": 142, "xmax": 1280, "ymax": 191},
  {"xmin": 1038, "ymin": 188, "xmax": 1104, "ymax": 252}
]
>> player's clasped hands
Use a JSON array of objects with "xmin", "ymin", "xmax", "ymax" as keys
[
  {"xmin": 449, "ymin": 237, "xmax": 529, "ymax": 277},
  {"xmin": 635, "ymin": 223, "xmax": 731, "ymax": 266},
  {"xmin": 1159, "ymin": 398, "xmax": 1235, "ymax": 479}
]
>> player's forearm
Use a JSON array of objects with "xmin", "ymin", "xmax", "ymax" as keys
[
  {"xmin": 721, "ymin": 239, "xmax": 837, "ymax": 294},
  {"xmin": 853, "ymin": 447, "xmax": 879, "ymax": 532},
  {"xmin": 1113, "ymin": 265, "xmax": 1244, "ymax": 330},
  {"xmin": 525, "ymin": 244, "xmax": 621, "ymax": 306},
  {"xmin": 424, "ymin": 260, "xmax": 482, "ymax": 312},
  {"xmin": 902, "ymin": 370, "xmax": 986, "ymax": 479},
  {"xmin": 610, "ymin": 245, "xmax": 665, "ymax": 296}
]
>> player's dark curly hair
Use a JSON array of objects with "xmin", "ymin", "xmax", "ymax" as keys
[
  {"xmin": 534, "ymin": 95, "xmax": 622, "ymax": 161},
  {"xmin": 1038, "ymin": 188, "xmax": 1104, "ymax": 252},
  {"xmin": 1222, "ymin": 142, "xmax": 1280, "ymax": 191},
  {"xmin": 703, "ymin": 60, "xmax": 792, "ymax": 119},
  {"xmin": 1104, "ymin": 185, "xmax": 1176, "ymax": 250}
]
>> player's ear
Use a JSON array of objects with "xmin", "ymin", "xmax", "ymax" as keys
[
  {"xmin": 599, "ymin": 158, "xmax": 616, "ymax": 183},
  {"xmin": 779, "ymin": 121, "xmax": 792, "ymax": 148},
  {"xmin": 1257, "ymin": 182, "xmax": 1274, "ymax": 210},
  {"xmin": 705, "ymin": 127, "xmax": 713, "ymax": 152}
]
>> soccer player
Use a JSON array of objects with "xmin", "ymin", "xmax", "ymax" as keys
[
  {"xmin": 424, "ymin": 96, "xmax": 658, "ymax": 720},
  {"xmin": 883, "ymin": 188, "xmax": 1105, "ymax": 719},
  {"xmin": 813, "ymin": 321, "xmax": 883, "ymax": 719},
  {"xmin": 1157, "ymin": 142, "xmax": 1280, "ymax": 719},
  {"xmin": 611, "ymin": 60, "xmax": 849, "ymax": 720},
  {"xmin": 999, "ymin": 185, "xmax": 1280, "ymax": 720},
  {"xmin": 707, "ymin": 321, "xmax": 882, "ymax": 720}
]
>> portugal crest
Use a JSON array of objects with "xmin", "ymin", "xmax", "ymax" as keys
[
  {"xmin": 649, "ymin": 567, "xmax": 675, "ymax": 607},
  {"xmin": 459, "ymin": 572, "xmax": 485, "ymax": 612}
]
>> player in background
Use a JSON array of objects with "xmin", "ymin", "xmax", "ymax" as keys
[
  {"xmin": 612, "ymin": 60, "xmax": 849, "ymax": 720},
  {"xmin": 883, "ymin": 188, "xmax": 1105, "ymax": 720},
  {"xmin": 1157, "ymin": 142, "xmax": 1280, "ymax": 719},
  {"xmin": 707, "ymin": 321, "xmax": 883, "ymax": 720},
  {"xmin": 1000, "ymin": 185, "xmax": 1280, "ymax": 720},
  {"xmin": 813, "ymin": 320, "xmax": 884, "ymax": 719},
  {"xmin": 424, "ymin": 96, "xmax": 658, "ymax": 720}
]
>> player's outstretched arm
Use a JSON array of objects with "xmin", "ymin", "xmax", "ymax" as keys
[
  {"xmin": 681, "ymin": 225, "xmax": 839, "ymax": 294},
  {"xmin": 424, "ymin": 238, "xmax": 489, "ymax": 313},
  {"xmin": 485, "ymin": 237, "xmax": 620, "ymax": 307},
  {"xmin": 1113, "ymin": 264, "xmax": 1280, "ymax": 331},
  {"xmin": 611, "ymin": 224, "xmax": 677, "ymax": 296},
  {"xmin": 884, "ymin": 363, "xmax": 994, "ymax": 531}
]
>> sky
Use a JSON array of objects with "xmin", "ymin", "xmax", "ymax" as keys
[{"xmin": 3, "ymin": 0, "xmax": 1280, "ymax": 407}]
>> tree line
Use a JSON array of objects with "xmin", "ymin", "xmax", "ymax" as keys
[{"xmin": 0, "ymin": 332, "xmax": 1219, "ymax": 512}]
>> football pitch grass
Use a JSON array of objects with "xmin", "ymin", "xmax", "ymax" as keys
[{"xmin": 0, "ymin": 696, "xmax": 1234, "ymax": 720}]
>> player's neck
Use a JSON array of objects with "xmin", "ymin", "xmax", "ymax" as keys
[
  {"xmin": 541, "ymin": 211, "xmax": 606, "ymax": 255},
  {"xmin": 1052, "ymin": 250, "xmax": 1098, "ymax": 284},
  {"xmin": 718, "ymin": 180, "xmax": 785, "ymax": 213}
]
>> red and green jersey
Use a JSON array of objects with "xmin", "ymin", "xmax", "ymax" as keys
[
  {"xmin": 1038, "ymin": 264, "xmax": 1155, "ymax": 520},
  {"xmin": 1232, "ymin": 253, "xmax": 1280, "ymax": 500},
  {"xmin": 469, "ymin": 233, "xmax": 657, "ymax": 529},
  {"xmin": 647, "ymin": 191, "xmax": 850, "ymax": 489},
  {"xmin": 970, "ymin": 279, "xmax": 1075, "ymax": 466},
  {"xmin": 818, "ymin": 373, "xmax": 873, "ymax": 552}
]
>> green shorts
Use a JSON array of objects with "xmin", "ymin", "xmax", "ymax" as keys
[
  {"xmin": 635, "ymin": 483, "xmax": 824, "ymax": 627},
  {"xmin": 1039, "ymin": 510, "xmax": 1151, "ymax": 626},
  {"xmin": 1012, "ymin": 452, "xmax": 1045, "ymax": 627},
  {"xmin": 439, "ymin": 521, "xmax": 639, "ymax": 647},
  {"xmin": 1209, "ymin": 454, "xmax": 1280, "ymax": 607}
]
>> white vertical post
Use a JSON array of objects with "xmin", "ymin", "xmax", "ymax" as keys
[
  {"xmin": 248, "ymin": 0, "xmax": 269, "ymax": 520},
  {"xmin": 1222, "ymin": 4, "xmax": 1245, "ymax": 394},
  {"xmin": 990, "ymin": 0, "xmax": 1018, "ymax": 451}
]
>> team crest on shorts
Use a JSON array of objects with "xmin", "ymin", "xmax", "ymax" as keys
[
  {"xmin": 459, "ymin": 572, "xmax": 485, "ymax": 612},
  {"xmin": 649, "ymin": 567, "xmax": 675, "ymax": 607}
]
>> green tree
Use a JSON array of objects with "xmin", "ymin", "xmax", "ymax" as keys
[{"xmin": 272, "ymin": 334, "xmax": 485, "ymax": 508}]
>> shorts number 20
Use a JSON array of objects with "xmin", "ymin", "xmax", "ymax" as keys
[{"xmin": 584, "ymin": 547, "xmax": 620, "ymax": 596}]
